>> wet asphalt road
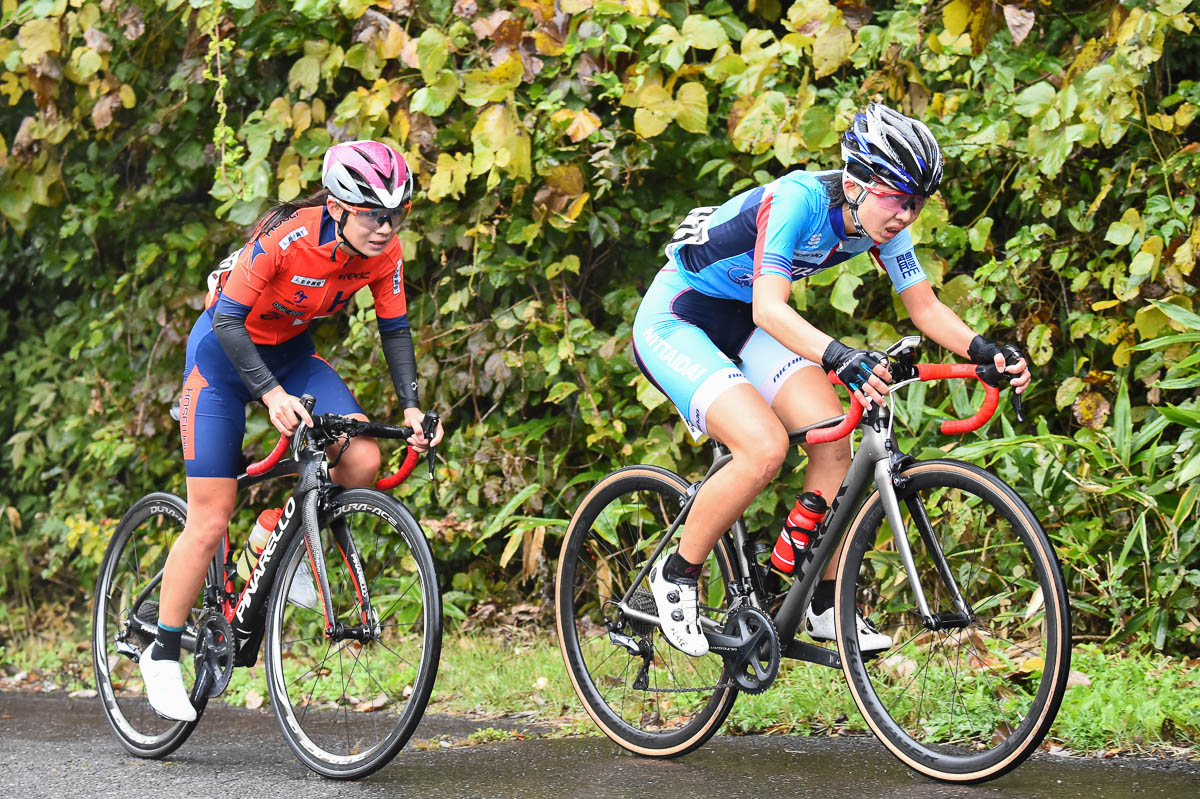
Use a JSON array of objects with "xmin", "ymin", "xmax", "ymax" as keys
[{"xmin": 1, "ymin": 693, "xmax": 1197, "ymax": 799}]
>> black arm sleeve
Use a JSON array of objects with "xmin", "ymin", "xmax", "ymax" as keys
[
  {"xmin": 212, "ymin": 311, "xmax": 280, "ymax": 399},
  {"xmin": 380, "ymin": 325, "xmax": 420, "ymax": 409}
]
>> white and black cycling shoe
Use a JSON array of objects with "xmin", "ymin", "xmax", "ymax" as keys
[
  {"xmin": 648, "ymin": 556, "xmax": 709, "ymax": 657},
  {"xmin": 806, "ymin": 605, "xmax": 893, "ymax": 653},
  {"xmin": 139, "ymin": 652, "xmax": 197, "ymax": 722}
]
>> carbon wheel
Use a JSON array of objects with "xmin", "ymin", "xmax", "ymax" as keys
[
  {"xmin": 837, "ymin": 460, "xmax": 1071, "ymax": 783},
  {"xmin": 264, "ymin": 489, "xmax": 442, "ymax": 779},
  {"xmin": 556, "ymin": 466, "xmax": 739, "ymax": 757},
  {"xmin": 92, "ymin": 492, "xmax": 207, "ymax": 757}
]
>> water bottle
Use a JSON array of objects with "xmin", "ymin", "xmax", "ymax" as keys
[
  {"xmin": 771, "ymin": 491, "xmax": 827, "ymax": 574},
  {"xmin": 235, "ymin": 507, "xmax": 282, "ymax": 581}
]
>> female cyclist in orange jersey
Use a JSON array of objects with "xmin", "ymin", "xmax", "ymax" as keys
[{"xmin": 141, "ymin": 141, "xmax": 445, "ymax": 721}]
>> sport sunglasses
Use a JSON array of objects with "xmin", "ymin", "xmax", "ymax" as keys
[
  {"xmin": 339, "ymin": 201, "xmax": 411, "ymax": 230},
  {"xmin": 862, "ymin": 184, "xmax": 927, "ymax": 214}
]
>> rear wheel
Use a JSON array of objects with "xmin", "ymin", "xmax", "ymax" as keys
[
  {"xmin": 92, "ymin": 492, "xmax": 208, "ymax": 758},
  {"xmin": 264, "ymin": 489, "xmax": 442, "ymax": 780},
  {"xmin": 556, "ymin": 466, "xmax": 739, "ymax": 757},
  {"xmin": 837, "ymin": 460, "xmax": 1071, "ymax": 783}
]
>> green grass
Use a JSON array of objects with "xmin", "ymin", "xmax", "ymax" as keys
[{"xmin": 3, "ymin": 617, "xmax": 1197, "ymax": 758}]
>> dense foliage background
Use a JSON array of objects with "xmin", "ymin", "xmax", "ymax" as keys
[{"xmin": 1, "ymin": 0, "xmax": 1197, "ymax": 653}]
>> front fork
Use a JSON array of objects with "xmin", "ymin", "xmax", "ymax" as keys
[
  {"xmin": 300, "ymin": 486, "xmax": 379, "ymax": 642},
  {"xmin": 873, "ymin": 457, "xmax": 974, "ymax": 630}
]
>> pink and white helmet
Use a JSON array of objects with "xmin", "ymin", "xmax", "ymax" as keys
[{"xmin": 321, "ymin": 140, "xmax": 413, "ymax": 209}]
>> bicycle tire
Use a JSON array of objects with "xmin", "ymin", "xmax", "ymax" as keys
[
  {"xmin": 263, "ymin": 488, "xmax": 442, "ymax": 780},
  {"xmin": 556, "ymin": 466, "xmax": 739, "ymax": 757},
  {"xmin": 836, "ymin": 460, "xmax": 1071, "ymax": 783},
  {"xmin": 92, "ymin": 492, "xmax": 207, "ymax": 758}
]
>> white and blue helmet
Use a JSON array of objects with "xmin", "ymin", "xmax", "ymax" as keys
[{"xmin": 842, "ymin": 103, "xmax": 943, "ymax": 197}]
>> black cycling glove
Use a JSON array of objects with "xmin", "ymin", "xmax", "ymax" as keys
[
  {"xmin": 821, "ymin": 340, "xmax": 888, "ymax": 393},
  {"xmin": 968, "ymin": 335, "xmax": 1025, "ymax": 388},
  {"xmin": 967, "ymin": 335, "xmax": 1023, "ymax": 366}
]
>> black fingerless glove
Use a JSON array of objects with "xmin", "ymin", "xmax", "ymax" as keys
[
  {"xmin": 821, "ymin": 340, "xmax": 888, "ymax": 393},
  {"xmin": 967, "ymin": 335, "xmax": 1023, "ymax": 368}
]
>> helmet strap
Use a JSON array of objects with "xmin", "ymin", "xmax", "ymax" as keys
[
  {"xmin": 331, "ymin": 208, "xmax": 369, "ymax": 260},
  {"xmin": 846, "ymin": 186, "xmax": 871, "ymax": 238}
]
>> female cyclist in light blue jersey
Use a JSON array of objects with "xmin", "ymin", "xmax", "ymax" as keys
[{"xmin": 633, "ymin": 104, "xmax": 1031, "ymax": 657}]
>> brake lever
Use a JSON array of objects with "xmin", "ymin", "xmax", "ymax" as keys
[
  {"xmin": 421, "ymin": 411, "xmax": 440, "ymax": 481},
  {"xmin": 975, "ymin": 365, "xmax": 1025, "ymax": 424}
]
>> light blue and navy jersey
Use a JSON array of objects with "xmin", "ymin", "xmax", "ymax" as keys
[{"xmin": 665, "ymin": 170, "xmax": 927, "ymax": 301}]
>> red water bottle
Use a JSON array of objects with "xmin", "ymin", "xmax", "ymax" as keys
[{"xmin": 771, "ymin": 491, "xmax": 827, "ymax": 574}]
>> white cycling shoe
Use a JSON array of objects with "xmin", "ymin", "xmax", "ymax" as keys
[
  {"xmin": 806, "ymin": 606, "xmax": 893, "ymax": 653},
  {"xmin": 139, "ymin": 652, "xmax": 198, "ymax": 722},
  {"xmin": 648, "ymin": 556, "xmax": 709, "ymax": 657}
]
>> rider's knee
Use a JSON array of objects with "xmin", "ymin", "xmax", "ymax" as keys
[{"xmin": 338, "ymin": 439, "xmax": 381, "ymax": 487}]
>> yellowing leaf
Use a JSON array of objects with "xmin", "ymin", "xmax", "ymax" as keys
[
  {"xmin": 943, "ymin": 0, "xmax": 971, "ymax": 37},
  {"xmin": 118, "ymin": 84, "xmax": 135, "ymax": 109},
  {"xmin": 462, "ymin": 54, "xmax": 523, "ymax": 107},
  {"xmin": 681, "ymin": 15, "xmax": 728, "ymax": 49},
  {"xmin": 288, "ymin": 55, "xmax": 321, "ymax": 99},
  {"xmin": 634, "ymin": 107, "xmax": 670, "ymax": 138},
  {"xmin": 812, "ymin": 19, "xmax": 854, "ymax": 77},
  {"xmin": 18, "ymin": 18, "xmax": 61, "ymax": 66},
  {"xmin": 731, "ymin": 91, "xmax": 787, "ymax": 154},
  {"xmin": 379, "ymin": 22, "xmax": 406, "ymax": 60},
  {"xmin": 551, "ymin": 108, "xmax": 601, "ymax": 142},
  {"xmin": 428, "ymin": 152, "xmax": 472, "ymax": 201},
  {"xmin": 534, "ymin": 31, "xmax": 565, "ymax": 56},
  {"xmin": 417, "ymin": 28, "xmax": 449, "ymax": 83},
  {"xmin": 674, "ymin": 82, "xmax": 707, "ymax": 133},
  {"xmin": 472, "ymin": 103, "xmax": 515, "ymax": 176}
]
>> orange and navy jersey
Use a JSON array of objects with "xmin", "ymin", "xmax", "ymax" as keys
[{"xmin": 210, "ymin": 205, "xmax": 409, "ymax": 343}]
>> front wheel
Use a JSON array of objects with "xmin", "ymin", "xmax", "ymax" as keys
[
  {"xmin": 556, "ymin": 466, "xmax": 740, "ymax": 758},
  {"xmin": 92, "ymin": 492, "xmax": 208, "ymax": 758},
  {"xmin": 264, "ymin": 488, "xmax": 442, "ymax": 780},
  {"xmin": 837, "ymin": 460, "xmax": 1071, "ymax": 783}
]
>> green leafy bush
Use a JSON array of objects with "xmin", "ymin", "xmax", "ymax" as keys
[{"xmin": 1, "ymin": 0, "xmax": 1197, "ymax": 651}]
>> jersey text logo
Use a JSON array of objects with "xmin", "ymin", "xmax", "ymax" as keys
[
  {"xmin": 291, "ymin": 275, "xmax": 325, "ymax": 287},
  {"xmin": 272, "ymin": 302, "xmax": 304, "ymax": 317},
  {"xmin": 278, "ymin": 226, "xmax": 309, "ymax": 250},
  {"xmin": 392, "ymin": 262, "xmax": 403, "ymax": 294}
]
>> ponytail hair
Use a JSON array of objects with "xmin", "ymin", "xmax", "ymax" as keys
[
  {"xmin": 251, "ymin": 188, "xmax": 331, "ymax": 237},
  {"xmin": 817, "ymin": 172, "xmax": 846, "ymax": 209}
]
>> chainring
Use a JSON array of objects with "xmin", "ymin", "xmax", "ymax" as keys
[
  {"xmin": 720, "ymin": 605, "xmax": 780, "ymax": 695},
  {"xmin": 192, "ymin": 610, "xmax": 235, "ymax": 699}
]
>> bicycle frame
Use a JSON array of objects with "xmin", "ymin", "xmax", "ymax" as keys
[{"xmin": 614, "ymin": 357, "xmax": 992, "ymax": 668}]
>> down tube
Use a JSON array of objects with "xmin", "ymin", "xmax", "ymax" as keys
[{"xmin": 774, "ymin": 445, "xmax": 881, "ymax": 641}]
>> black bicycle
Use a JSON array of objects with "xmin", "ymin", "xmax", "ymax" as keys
[
  {"xmin": 556, "ymin": 336, "xmax": 1071, "ymax": 784},
  {"xmin": 92, "ymin": 396, "xmax": 442, "ymax": 779}
]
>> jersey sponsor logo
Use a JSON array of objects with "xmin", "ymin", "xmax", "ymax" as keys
[
  {"xmin": 338, "ymin": 271, "xmax": 369, "ymax": 280},
  {"xmin": 290, "ymin": 275, "xmax": 326, "ymax": 287},
  {"xmin": 727, "ymin": 266, "xmax": 753, "ymax": 287},
  {"xmin": 791, "ymin": 263, "xmax": 825, "ymax": 280},
  {"xmin": 278, "ymin": 226, "xmax": 309, "ymax": 250},
  {"xmin": 793, "ymin": 250, "xmax": 825, "ymax": 259},
  {"xmin": 895, "ymin": 250, "xmax": 922, "ymax": 280},
  {"xmin": 272, "ymin": 301, "xmax": 304, "ymax": 317},
  {"xmin": 392, "ymin": 262, "xmax": 403, "ymax": 295},
  {"xmin": 772, "ymin": 356, "xmax": 804, "ymax": 384},
  {"xmin": 807, "ymin": 232, "xmax": 822, "ymax": 246},
  {"xmin": 640, "ymin": 327, "xmax": 706, "ymax": 383}
]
